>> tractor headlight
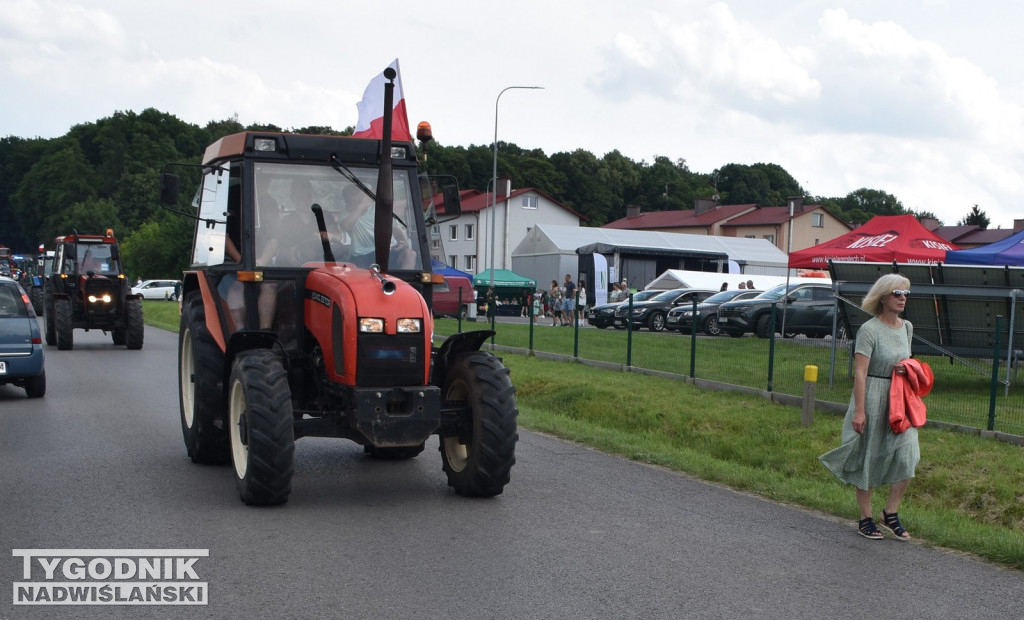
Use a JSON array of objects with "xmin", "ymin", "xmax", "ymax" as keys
[
  {"xmin": 359, "ymin": 318, "xmax": 385, "ymax": 333},
  {"xmin": 396, "ymin": 318, "xmax": 422, "ymax": 333},
  {"xmin": 87, "ymin": 294, "xmax": 112, "ymax": 303}
]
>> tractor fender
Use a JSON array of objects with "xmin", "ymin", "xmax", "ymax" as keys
[{"xmin": 430, "ymin": 330, "xmax": 494, "ymax": 387}]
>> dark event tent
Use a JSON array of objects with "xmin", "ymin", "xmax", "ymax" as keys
[
  {"xmin": 944, "ymin": 229, "xmax": 1024, "ymax": 266},
  {"xmin": 788, "ymin": 215, "xmax": 959, "ymax": 268}
]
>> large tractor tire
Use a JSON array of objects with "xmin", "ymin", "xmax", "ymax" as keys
[
  {"xmin": 439, "ymin": 351, "xmax": 518, "ymax": 497},
  {"xmin": 30, "ymin": 288, "xmax": 43, "ymax": 316},
  {"xmin": 365, "ymin": 443, "xmax": 426, "ymax": 460},
  {"xmin": 55, "ymin": 298, "xmax": 74, "ymax": 350},
  {"xmin": 228, "ymin": 349, "xmax": 295, "ymax": 506},
  {"xmin": 179, "ymin": 293, "xmax": 230, "ymax": 465},
  {"xmin": 112, "ymin": 326, "xmax": 126, "ymax": 345},
  {"xmin": 43, "ymin": 301, "xmax": 56, "ymax": 346},
  {"xmin": 124, "ymin": 298, "xmax": 144, "ymax": 350}
]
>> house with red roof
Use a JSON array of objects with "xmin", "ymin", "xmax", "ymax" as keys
[
  {"xmin": 431, "ymin": 178, "xmax": 585, "ymax": 275},
  {"xmin": 604, "ymin": 198, "xmax": 851, "ymax": 254}
]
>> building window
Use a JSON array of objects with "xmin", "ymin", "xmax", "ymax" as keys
[
  {"xmin": 448, "ymin": 225, "xmax": 458, "ymax": 241},
  {"xmin": 465, "ymin": 224, "xmax": 474, "ymax": 240},
  {"xmin": 448, "ymin": 255, "xmax": 457, "ymax": 268},
  {"xmin": 464, "ymin": 255, "xmax": 475, "ymax": 272},
  {"xmin": 521, "ymin": 196, "xmax": 538, "ymax": 209},
  {"xmin": 763, "ymin": 234, "xmax": 775, "ymax": 244},
  {"xmin": 812, "ymin": 213, "xmax": 824, "ymax": 228}
]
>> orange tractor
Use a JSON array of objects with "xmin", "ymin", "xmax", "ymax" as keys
[{"xmin": 160, "ymin": 71, "xmax": 518, "ymax": 505}]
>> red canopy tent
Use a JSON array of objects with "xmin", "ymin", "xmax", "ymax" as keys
[{"xmin": 788, "ymin": 215, "xmax": 959, "ymax": 268}]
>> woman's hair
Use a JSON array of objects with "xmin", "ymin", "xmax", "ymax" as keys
[{"xmin": 861, "ymin": 273, "xmax": 911, "ymax": 316}]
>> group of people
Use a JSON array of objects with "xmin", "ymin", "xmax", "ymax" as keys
[
  {"xmin": 547, "ymin": 273, "xmax": 584, "ymax": 326},
  {"xmin": 720, "ymin": 279, "xmax": 757, "ymax": 291}
]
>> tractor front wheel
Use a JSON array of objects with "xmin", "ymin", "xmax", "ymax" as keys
[
  {"xmin": 439, "ymin": 352, "xmax": 518, "ymax": 497},
  {"xmin": 124, "ymin": 298, "xmax": 144, "ymax": 349},
  {"xmin": 228, "ymin": 349, "xmax": 295, "ymax": 506}
]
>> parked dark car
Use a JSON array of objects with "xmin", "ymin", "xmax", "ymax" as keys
[
  {"xmin": 666, "ymin": 288, "xmax": 763, "ymax": 336},
  {"xmin": 613, "ymin": 288, "xmax": 716, "ymax": 332},
  {"xmin": 586, "ymin": 289, "xmax": 661, "ymax": 329},
  {"xmin": 716, "ymin": 282, "xmax": 843, "ymax": 339},
  {"xmin": 0, "ymin": 276, "xmax": 46, "ymax": 398}
]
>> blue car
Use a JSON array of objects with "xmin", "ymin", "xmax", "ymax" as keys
[{"xmin": 0, "ymin": 276, "xmax": 46, "ymax": 397}]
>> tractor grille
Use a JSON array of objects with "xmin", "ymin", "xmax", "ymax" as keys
[
  {"xmin": 82, "ymin": 278, "xmax": 119, "ymax": 321},
  {"xmin": 356, "ymin": 333, "xmax": 425, "ymax": 387}
]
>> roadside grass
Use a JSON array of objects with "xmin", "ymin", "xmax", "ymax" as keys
[
  {"xmin": 141, "ymin": 306, "xmax": 1024, "ymax": 570},
  {"xmin": 502, "ymin": 354, "xmax": 1024, "ymax": 570},
  {"xmin": 141, "ymin": 299, "xmax": 179, "ymax": 332}
]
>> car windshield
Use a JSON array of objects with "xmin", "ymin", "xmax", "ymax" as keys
[
  {"xmin": 649, "ymin": 289, "xmax": 688, "ymax": 302},
  {"xmin": 0, "ymin": 283, "xmax": 29, "ymax": 318},
  {"xmin": 757, "ymin": 284, "xmax": 792, "ymax": 301},
  {"xmin": 703, "ymin": 290, "xmax": 748, "ymax": 304}
]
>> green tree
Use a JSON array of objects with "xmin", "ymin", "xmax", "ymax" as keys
[
  {"xmin": 121, "ymin": 208, "xmax": 193, "ymax": 280},
  {"xmin": 11, "ymin": 140, "xmax": 98, "ymax": 245},
  {"xmin": 957, "ymin": 205, "xmax": 989, "ymax": 228},
  {"xmin": 43, "ymin": 197, "xmax": 124, "ymax": 242}
]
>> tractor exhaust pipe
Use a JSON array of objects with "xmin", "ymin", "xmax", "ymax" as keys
[{"xmin": 370, "ymin": 265, "xmax": 396, "ymax": 295}]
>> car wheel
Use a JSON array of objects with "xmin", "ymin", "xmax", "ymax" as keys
[
  {"xmin": 229, "ymin": 349, "xmax": 295, "ymax": 506},
  {"xmin": 755, "ymin": 314, "xmax": 773, "ymax": 339},
  {"xmin": 702, "ymin": 315, "xmax": 721, "ymax": 336},
  {"xmin": 440, "ymin": 351, "xmax": 518, "ymax": 497},
  {"xmin": 24, "ymin": 371, "xmax": 46, "ymax": 398},
  {"xmin": 648, "ymin": 312, "xmax": 666, "ymax": 332}
]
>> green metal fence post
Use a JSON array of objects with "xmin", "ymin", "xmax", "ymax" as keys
[
  {"xmin": 767, "ymin": 302, "xmax": 777, "ymax": 392},
  {"xmin": 689, "ymin": 297, "xmax": 698, "ymax": 378},
  {"xmin": 989, "ymin": 315, "xmax": 1003, "ymax": 431},
  {"xmin": 626, "ymin": 293, "xmax": 634, "ymax": 368}
]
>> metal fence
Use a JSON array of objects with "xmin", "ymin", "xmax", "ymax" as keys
[{"xmin": 438, "ymin": 297, "xmax": 1024, "ymax": 441}]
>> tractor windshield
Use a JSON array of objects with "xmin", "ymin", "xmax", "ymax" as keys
[
  {"xmin": 77, "ymin": 244, "xmax": 119, "ymax": 275},
  {"xmin": 253, "ymin": 163, "xmax": 423, "ymax": 271}
]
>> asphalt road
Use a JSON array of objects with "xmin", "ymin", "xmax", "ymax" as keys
[{"xmin": 1, "ymin": 320, "xmax": 1021, "ymax": 619}]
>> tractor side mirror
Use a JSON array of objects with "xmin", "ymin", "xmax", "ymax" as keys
[
  {"xmin": 160, "ymin": 172, "xmax": 180, "ymax": 205},
  {"xmin": 442, "ymin": 184, "xmax": 461, "ymax": 218}
]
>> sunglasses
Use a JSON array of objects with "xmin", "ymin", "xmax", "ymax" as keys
[{"xmin": 892, "ymin": 290, "xmax": 911, "ymax": 298}]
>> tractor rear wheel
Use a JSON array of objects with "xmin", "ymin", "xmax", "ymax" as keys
[
  {"xmin": 43, "ymin": 300, "xmax": 55, "ymax": 346},
  {"xmin": 125, "ymin": 298, "xmax": 144, "ymax": 349},
  {"xmin": 228, "ymin": 349, "xmax": 295, "ymax": 506},
  {"xmin": 439, "ymin": 351, "xmax": 518, "ymax": 497},
  {"xmin": 55, "ymin": 298, "xmax": 73, "ymax": 350},
  {"xmin": 179, "ymin": 293, "xmax": 230, "ymax": 464}
]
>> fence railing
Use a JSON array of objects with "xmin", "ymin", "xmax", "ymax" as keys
[{"xmin": 438, "ymin": 293, "xmax": 1024, "ymax": 440}]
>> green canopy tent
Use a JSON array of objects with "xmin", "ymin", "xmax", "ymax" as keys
[{"xmin": 473, "ymin": 269, "xmax": 538, "ymax": 316}]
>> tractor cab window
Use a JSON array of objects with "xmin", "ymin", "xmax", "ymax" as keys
[
  {"xmin": 253, "ymin": 163, "xmax": 423, "ymax": 271},
  {"xmin": 77, "ymin": 244, "xmax": 118, "ymax": 275},
  {"xmin": 192, "ymin": 164, "xmax": 235, "ymax": 267}
]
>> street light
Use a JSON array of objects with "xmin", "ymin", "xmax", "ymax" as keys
[{"xmin": 489, "ymin": 85, "xmax": 543, "ymax": 296}]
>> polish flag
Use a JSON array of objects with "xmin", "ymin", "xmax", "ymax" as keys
[{"xmin": 352, "ymin": 59, "xmax": 413, "ymax": 142}]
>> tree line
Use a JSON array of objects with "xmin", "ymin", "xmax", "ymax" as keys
[{"xmin": 0, "ymin": 107, "xmax": 982, "ymax": 279}]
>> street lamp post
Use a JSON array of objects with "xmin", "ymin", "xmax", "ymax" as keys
[{"xmin": 489, "ymin": 85, "xmax": 543, "ymax": 296}]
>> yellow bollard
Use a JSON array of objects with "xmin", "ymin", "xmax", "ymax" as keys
[{"xmin": 802, "ymin": 365, "xmax": 818, "ymax": 427}]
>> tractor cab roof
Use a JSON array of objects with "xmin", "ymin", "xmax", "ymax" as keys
[
  {"xmin": 201, "ymin": 132, "xmax": 417, "ymax": 168},
  {"xmin": 56, "ymin": 229, "xmax": 118, "ymax": 244}
]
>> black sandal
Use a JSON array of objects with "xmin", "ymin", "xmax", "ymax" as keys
[
  {"xmin": 880, "ymin": 510, "xmax": 911, "ymax": 540},
  {"xmin": 858, "ymin": 517, "xmax": 884, "ymax": 540}
]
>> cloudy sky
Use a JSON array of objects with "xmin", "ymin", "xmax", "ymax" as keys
[{"xmin": 2, "ymin": 0, "xmax": 1022, "ymax": 229}]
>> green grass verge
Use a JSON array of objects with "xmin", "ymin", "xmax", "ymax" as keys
[
  {"xmin": 142, "ymin": 305, "xmax": 1024, "ymax": 570},
  {"xmin": 502, "ymin": 353, "xmax": 1024, "ymax": 571}
]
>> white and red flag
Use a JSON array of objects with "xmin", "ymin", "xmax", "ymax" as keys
[{"xmin": 352, "ymin": 58, "xmax": 413, "ymax": 142}]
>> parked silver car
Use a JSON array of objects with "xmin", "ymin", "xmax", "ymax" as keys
[{"xmin": 131, "ymin": 279, "xmax": 181, "ymax": 300}]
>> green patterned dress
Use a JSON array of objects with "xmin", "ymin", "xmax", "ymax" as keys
[{"xmin": 819, "ymin": 317, "xmax": 920, "ymax": 489}]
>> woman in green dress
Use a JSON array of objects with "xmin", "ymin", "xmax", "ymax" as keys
[{"xmin": 820, "ymin": 273, "xmax": 916, "ymax": 540}]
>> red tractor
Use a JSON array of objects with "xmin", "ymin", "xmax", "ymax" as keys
[
  {"xmin": 42, "ymin": 230, "xmax": 144, "ymax": 350},
  {"xmin": 160, "ymin": 72, "xmax": 518, "ymax": 505}
]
